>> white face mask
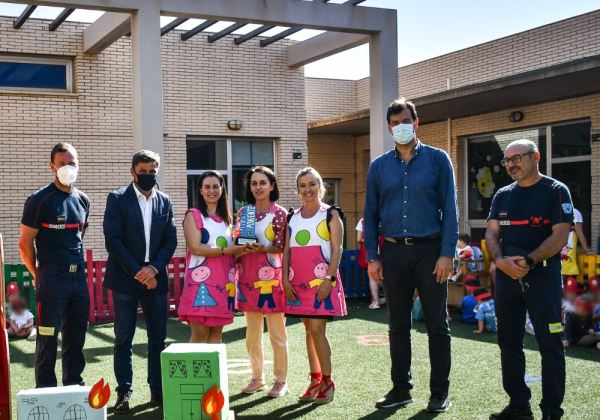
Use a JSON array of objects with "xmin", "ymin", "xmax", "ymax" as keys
[
  {"xmin": 56, "ymin": 165, "xmax": 78, "ymax": 186},
  {"xmin": 392, "ymin": 123, "xmax": 415, "ymax": 145}
]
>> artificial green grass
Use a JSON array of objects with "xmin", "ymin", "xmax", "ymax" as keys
[{"xmin": 8, "ymin": 302, "xmax": 600, "ymax": 419}]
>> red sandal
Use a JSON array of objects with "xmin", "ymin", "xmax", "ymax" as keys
[
  {"xmin": 299, "ymin": 373, "xmax": 322, "ymax": 402},
  {"xmin": 313, "ymin": 375, "xmax": 335, "ymax": 405}
]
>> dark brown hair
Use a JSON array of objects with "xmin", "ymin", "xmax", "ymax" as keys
[
  {"xmin": 195, "ymin": 171, "xmax": 232, "ymax": 225},
  {"xmin": 386, "ymin": 97, "xmax": 417, "ymax": 123},
  {"xmin": 244, "ymin": 166, "xmax": 279, "ymax": 205},
  {"xmin": 50, "ymin": 142, "xmax": 78, "ymax": 163}
]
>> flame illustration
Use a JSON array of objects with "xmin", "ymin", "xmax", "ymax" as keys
[
  {"xmin": 201, "ymin": 385, "xmax": 225, "ymax": 420},
  {"xmin": 88, "ymin": 378, "xmax": 111, "ymax": 409}
]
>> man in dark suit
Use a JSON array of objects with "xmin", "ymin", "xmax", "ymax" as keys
[{"xmin": 103, "ymin": 150, "xmax": 177, "ymax": 414}]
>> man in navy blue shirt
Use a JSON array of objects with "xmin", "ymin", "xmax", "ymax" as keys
[
  {"xmin": 365, "ymin": 98, "xmax": 458, "ymax": 412},
  {"xmin": 486, "ymin": 140, "xmax": 572, "ymax": 420},
  {"xmin": 19, "ymin": 143, "xmax": 90, "ymax": 388},
  {"xmin": 103, "ymin": 150, "xmax": 177, "ymax": 414}
]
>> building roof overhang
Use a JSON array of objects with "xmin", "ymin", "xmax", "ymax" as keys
[{"xmin": 308, "ymin": 54, "xmax": 600, "ymax": 135}]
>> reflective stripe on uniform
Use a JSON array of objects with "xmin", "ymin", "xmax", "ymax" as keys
[
  {"xmin": 38, "ymin": 326, "xmax": 55, "ymax": 336},
  {"xmin": 548, "ymin": 323, "xmax": 563, "ymax": 333}
]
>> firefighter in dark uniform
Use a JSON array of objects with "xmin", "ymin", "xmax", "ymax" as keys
[
  {"xmin": 485, "ymin": 139, "xmax": 572, "ymax": 420},
  {"xmin": 18, "ymin": 143, "xmax": 90, "ymax": 388}
]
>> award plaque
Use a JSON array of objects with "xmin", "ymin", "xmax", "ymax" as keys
[{"xmin": 236, "ymin": 205, "xmax": 258, "ymax": 245}]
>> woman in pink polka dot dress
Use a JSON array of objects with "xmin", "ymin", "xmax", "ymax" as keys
[
  {"xmin": 233, "ymin": 166, "xmax": 289, "ymax": 398},
  {"xmin": 282, "ymin": 167, "xmax": 346, "ymax": 405},
  {"xmin": 178, "ymin": 171, "xmax": 247, "ymax": 343}
]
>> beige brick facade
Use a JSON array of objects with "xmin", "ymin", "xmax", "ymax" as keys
[{"xmin": 0, "ymin": 16, "xmax": 308, "ymax": 262}]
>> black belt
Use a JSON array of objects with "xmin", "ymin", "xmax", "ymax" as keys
[
  {"xmin": 38, "ymin": 262, "xmax": 85, "ymax": 272},
  {"xmin": 384, "ymin": 235, "xmax": 441, "ymax": 246}
]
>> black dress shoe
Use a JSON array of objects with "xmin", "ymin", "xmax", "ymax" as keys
[
  {"xmin": 427, "ymin": 394, "xmax": 451, "ymax": 412},
  {"xmin": 489, "ymin": 405, "xmax": 534, "ymax": 420},
  {"xmin": 375, "ymin": 388, "xmax": 412, "ymax": 409},
  {"xmin": 113, "ymin": 391, "xmax": 133, "ymax": 415},
  {"xmin": 150, "ymin": 392, "xmax": 163, "ymax": 406}
]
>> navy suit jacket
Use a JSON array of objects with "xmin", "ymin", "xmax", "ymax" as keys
[{"xmin": 103, "ymin": 183, "xmax": 177, "ymax": 294}]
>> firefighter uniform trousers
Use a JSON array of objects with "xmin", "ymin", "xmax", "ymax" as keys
[{"xmin": 495, "ymin": 258, "xmax": 564, "ymax": 418}]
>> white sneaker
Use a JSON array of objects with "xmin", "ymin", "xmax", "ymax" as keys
[
  {"xmin": 27, "ymin": 330, "xmax": 37, "ymax": 341},
  {"xmin": 596, "ymin": 342, "xmax": 600, "ymax": 350},
  {"xmin": 378, "ymin": 297, "xmax": 387, "ymax": 305},
  {"xmin": 369, "ymin": 302, "xmax": 380, "ymax": 310}
]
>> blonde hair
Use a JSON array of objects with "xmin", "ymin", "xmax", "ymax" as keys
[{"xmin": 295, "ymin": 167, "xmax": 326, "ymax": 200}]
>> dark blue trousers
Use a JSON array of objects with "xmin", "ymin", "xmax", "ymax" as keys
[
  {"xmin": 34, "ymin": 264, "xmax": 89, "ymax": 388},
  {"xmin": 495, "ymin": 260, "xmax": 565, "ymax": 418},
  {"xmin": 381, "ymin": 240, "xmax": 451, "ymax": 397},
  {"xmin": 112, "ymin": 290, "xmax": 167, "ymax": 395}
]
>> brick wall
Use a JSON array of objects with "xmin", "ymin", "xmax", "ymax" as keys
[
  {"xmin": 307, "ymin": 134, "xmax": 358, "ymax": 247},
  {"xmin": 0, "ymin": 16, "xmax": 308, "ymax": 263},
  {"xmin": 305, "ymin": 78, "xmax": 357, "ymax": 121}
]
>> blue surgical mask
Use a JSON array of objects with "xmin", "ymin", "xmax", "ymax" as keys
[{"xmin": 392, "ymin": 123, "xmax": 415, "ymax": 145}]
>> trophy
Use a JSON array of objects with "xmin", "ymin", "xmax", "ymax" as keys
[{"xmin": 236, "ymin": 205, "xmax": 258, "ymax": 245}]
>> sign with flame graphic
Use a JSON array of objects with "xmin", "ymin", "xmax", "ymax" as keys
[
  {"xmin": 88, "ymin": 378, "xmax": 111, "ymax": 409},
  {"xmin": 17, "ymin": 385, "xmax": 107, "ymax": 419},
  {"xmin": 161, "ymin": 343, "xmax": 232, "ymax": 419}
]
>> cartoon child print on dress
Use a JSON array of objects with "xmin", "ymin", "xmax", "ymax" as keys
[
  {"xmin": 254, "ymin": 264, "xmax": 280, "ymax": 309},
  {"xmin": 191, "ymin": 263, "xmax": 217, "ymax": 311},
  {"xmin": 309, "ymin": 261, "xmax": 335, "ymax": 312},
  {"xmin": 226, "ymin": 267, "xmax": 237, "ymax": 312}
]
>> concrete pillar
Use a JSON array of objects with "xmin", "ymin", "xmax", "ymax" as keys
[
  {"xmin": 369, "ymin": 19, "xmax": 398, "ymax": 160},
  {"xmin": 131, "ymin": 2, "xmax": 165, "ymax": 186}
]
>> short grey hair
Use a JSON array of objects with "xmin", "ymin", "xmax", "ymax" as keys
[
  {"xmin": 506, "ymin": 139, "xmax": 538, "ymax": 153},
  {"xmin": 131, "ymin": 150, "xmax": 160, "ymax": 168}
]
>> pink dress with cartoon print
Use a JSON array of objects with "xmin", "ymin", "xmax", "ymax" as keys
[
  {"xmin": 178, "ymin": 208, "xmax": 235, "ymax": 327},
  {"xmin": 286, "ymin": 205, "xmax": 347, "ymax": 317},
  {"xmin": 233, "ymin": 203, "xmax": 287, "ymax": 313}
]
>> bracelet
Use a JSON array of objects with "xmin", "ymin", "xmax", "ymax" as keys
[{"xmin": 221, "ymin": 247, "xmax": 224, "ymax": 256}]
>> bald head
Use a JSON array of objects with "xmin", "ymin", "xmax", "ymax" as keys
[
  {"xmin": 502, "ymin": 139, "xmax": 541, "ymax": 185},
  {"xmin": 505, "ymin": 139, "xmax": 538, "ymax": 155}
]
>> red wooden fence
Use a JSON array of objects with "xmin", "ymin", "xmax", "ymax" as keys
[{"xmin": 85, "ymin": 250, "xmax": 186, "ymax": 324}]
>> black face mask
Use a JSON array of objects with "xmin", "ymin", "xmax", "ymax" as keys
[{"xmin": 136, "ymin": 173, "xmax": 157, "ymax": 192}]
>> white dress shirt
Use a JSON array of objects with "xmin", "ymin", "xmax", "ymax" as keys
[{"xmin": 133, "ymin": 183, "xmax": 157, "ymax": 263}]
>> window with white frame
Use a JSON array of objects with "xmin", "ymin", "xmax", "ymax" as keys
[
  {"xmin": 186, "ymin": 138, "xmax": 275, "ymax": 213},
  {"xmin": 0, "ymin": 55, "xmax": 72, "ymax": 92},
  {"xmin": 465, "ymin": 120, "xmax": 591, "ymax": 241}
]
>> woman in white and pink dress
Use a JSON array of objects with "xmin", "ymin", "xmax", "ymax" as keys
[
  {"xmin": 282, "ymin": 167, "xmax": 347, "ymax": 405},
  {"xmin": 178, "ymin": 171, "xmax": 246, "ymax": 343}
]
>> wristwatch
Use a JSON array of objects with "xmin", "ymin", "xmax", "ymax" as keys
[
  {"xmin": 524, "ymin": 255, "xmax": 535, "ymax": 268},
  {"xmin": 329, "ymin": 275, "xmax": 336, "ymax": 282}
]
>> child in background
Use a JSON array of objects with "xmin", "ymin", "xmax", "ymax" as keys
[
  {"xmin": 473, "ymin": 287, "xmax": 496, "ymax": 334},
  {"xmin": 460, "ymin": 276, "xmax": 480, "ymax": 325},
  {"xmin": 563, "ymin": 295, "xmax": 600, "ymax": 349},
  {"xmin": 562, "ymin": 276, "xmax": 582, "ymax": 322},
  {"xmin": 588, "ymin": 277, "xmax": 600, "ymax": 332},
  {"xmin": 7, "ymin": 296, "xmax": 35, "ymax": 340},
  {"xmin": 449, "ymin": 234, "xmax": 474, "ymax": 282},
  {"xmin": 5, "ymin": 281, "xmax": 20, "ymax": 318}
]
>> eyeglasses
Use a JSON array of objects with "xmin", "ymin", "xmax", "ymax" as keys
[{"xmin": 500, "ymin": 151, "xmax": 534, "ymax": 167}]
